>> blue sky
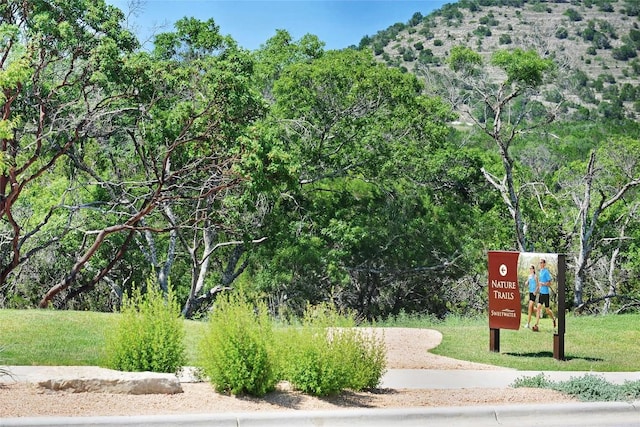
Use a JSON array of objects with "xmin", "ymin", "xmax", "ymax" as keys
[{"xmin": 105, "ymin": 1, "xmax": 450, "ymax": 51}]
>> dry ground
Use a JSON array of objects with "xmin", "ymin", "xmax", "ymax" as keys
[{"xmin": 0, "ymin": 328, "xmax": 575, "ymax": 417}]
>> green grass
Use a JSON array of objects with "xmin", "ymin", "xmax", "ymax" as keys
[
  {"xmin": 384, "ymin": 313, "xmax": 640, "ymax": 372},
  {"xmin": 1, "ymin": 309, "xmax": 639, "ymax": 372},
  {"xmin": 0, "ymin": 309, "xmax": 206, "ymax": 366},
  {"xmin": 0, "ymin": 309, "xmax": 111, "ymax": 366}
]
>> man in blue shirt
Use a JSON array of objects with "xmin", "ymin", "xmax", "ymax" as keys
[{"xmin": 534, "ymin": 258, "xmax": 556, "ymax": 331}]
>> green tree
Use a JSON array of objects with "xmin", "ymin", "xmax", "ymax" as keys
[
  {"xmin": 38, "ymin": 17, "xmax": 269, "ymax": 311},
  {"xmin": 251, "ymin": 49, "xmax": 486, "ymax": 318},
  {"xmin": 0, "ymin": 0, "xmax": 137, "ymax": 303},
  {"xmin": 555, "ymin": 137, "xmax": 640, "ymax": 307},
  {"xmin": 448, "ymin": 47, "xmax": 555, "ymax": 252}
]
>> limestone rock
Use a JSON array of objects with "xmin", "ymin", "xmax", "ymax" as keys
[{"xmin": 31, "ymin": 366, "xmax": 183, "ymax": 394}]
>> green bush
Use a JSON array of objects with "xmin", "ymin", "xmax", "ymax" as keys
[
  {"xmin": 619, "ymin": 380, "xmax": 640, "ymax": 401},
  {"xmin": 104, "ymin": 283, "xmax": 186, "ymax": 373},
  {"xmin": 280, "ymin": 303, "xmax": 386, "ymax": 396},
  {"xmin": 554, "ymin": 375, "xmax": 628, "ymax": 402},
  {"xmin": 511, "ymin": 373, "xmax": 552, "ymax": 388},
  {"xmin": 197, "ymin": 293, "xmax": 278, "ymax": 397},
  {"xmin": 512, "ymin": 373, "xmax": 640, "ymax": 402},
  {"xmin": 334, "ymin": 327, "xmax": 387, "ymax": 390}
]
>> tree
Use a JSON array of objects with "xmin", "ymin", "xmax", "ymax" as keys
[
  {"xmin": 556, "ymin": 137, "xmax": 640, "ymax": 307},
  {"xmin": 0, "ymin": 0, "xmax": 137, "ymax": 303},
  {"xmin": 252, "ymin": 29, "xmax": 324, "ymax": 99},
  {"xmin": 447, "ymin": 46, "xmax": 555, "ymax": 252},
  {"xmin": 250, "ymin": 49, "xmax": 487, "ymax": 319},
  {"xmin": 38, "ymin": 17, "xmax": 268, "ymax": 309}
]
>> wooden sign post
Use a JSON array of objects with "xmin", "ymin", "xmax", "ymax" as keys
[{"xmin": 554, "ymin": 254, "xmax": 566, "ymax": 360}]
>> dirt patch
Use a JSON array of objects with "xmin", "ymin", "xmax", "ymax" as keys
[{"xmin": 0, "ymin": 328, "xmax": 575, "ymax": 417}]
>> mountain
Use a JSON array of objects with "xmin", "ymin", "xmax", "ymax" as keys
[{"xmin": 360, "ymin": 0, "xmax": 640, "ymax": 120}]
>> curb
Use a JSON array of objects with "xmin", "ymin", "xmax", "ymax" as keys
[{"xmin": 2, "ymin": 401, "xmax": 639, "ymax": 427}]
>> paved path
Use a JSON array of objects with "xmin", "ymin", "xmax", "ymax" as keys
[
  {"xmin": 3, "ymin": 365, "xmax": 639, "ymax": 389},
  {"xmin": 381, "ymin": 368, "xmax": 640, "ymax": 389}
]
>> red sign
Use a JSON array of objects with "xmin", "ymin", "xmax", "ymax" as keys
[{"xmin": 488, "ymin": 251, "xmax": 521, "ymax": 330}]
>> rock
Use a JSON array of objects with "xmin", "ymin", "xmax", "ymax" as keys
[{"xmin": 26, "ymin": 366, "xmax": 183, "ymax": 394}]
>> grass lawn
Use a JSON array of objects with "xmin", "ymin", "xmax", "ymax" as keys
[
  {"xmin": 0, "ymin": 309, "xmax": 207, "ymax": 366},
  {"xmin": 1, "ymin": 309, "xmax": 638, "ymax": 372},
  {"xmin": 406, "ymin": 313, "xmax": 640, "ymax": 372}
]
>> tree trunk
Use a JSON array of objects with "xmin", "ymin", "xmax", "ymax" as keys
[{"xmin": 181, "ymin": 225, "xmax": 215, "ymax": 318}]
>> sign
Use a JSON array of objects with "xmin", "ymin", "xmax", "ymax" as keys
[{"xmin": 488, "ymin": 251, "xmax": 521, "ymax": 330}]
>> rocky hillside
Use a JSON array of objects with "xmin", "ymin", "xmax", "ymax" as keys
[{"xmin": 361, "ymin": 0, "xmax": 640, "ymax": 120}]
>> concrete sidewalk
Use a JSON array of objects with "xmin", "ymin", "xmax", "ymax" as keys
[
  {"xmin": 380, "ymin": 368, "xmax": 640, "ymax": 389},
  {"xmin": 3, "ymin": 365, "xmax": 639, "ymax": 389}
]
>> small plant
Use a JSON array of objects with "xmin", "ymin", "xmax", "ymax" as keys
[
  {"xmin": 0, "ymin": 347, "xmax": 12, "ymax": 379},
  {"xmin": 512, "ymin": 373, "xmax": 640, "ymax": 402},
  {"xmin": 511, "ymin": 372, "xmax": 551, "ymax": 388},
  {"xmin": 280, "ymin": 303, "xmax": 386, "ymax": 396},
  {"xmin": 104, "ymin": 282, "xmax": 186, "ymax": 374},
  {"xmin": 553, "ymin": 374, "xmax": 626, "ymax": 402},
  {"xmin": 197, "ymin": 292, "xmax": 278, "ymax": 397}
]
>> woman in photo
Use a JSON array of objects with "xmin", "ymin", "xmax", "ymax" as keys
[{"xmin": 524, "ymin": 265, "xmax": 539, "ymax": 329}]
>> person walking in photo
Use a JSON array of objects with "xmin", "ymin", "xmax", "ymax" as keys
[
  {"xmin": 524, "ymin": 265, "xmax": 539, "ymax": 329},
  {"xmin": 534, "ymin": 258, "xmax": 556, "ymax": 331}
]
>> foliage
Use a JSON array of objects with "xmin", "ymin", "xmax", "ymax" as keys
[
  {"xmin": 250, "ymin": 47, "xmax": 488, "ymax": 320},
  {"xmin": 491, "ymin": 48, "xmax": 554, "ymax": 87},
  {"xmin": 197, "ymin": 292, "xmax": 278, "ymax": 396},
  {"xmin": 2, "ymin": 0, "xmax": 640, "ymax": 324},
  {"xmin": 448, "ymin": 45, "xmax": 482, "ymax": 74},
  {"xmin": 513, "ymin": 373, "xmax": 640, "ymax": 402},
  {"xmin": 511, "ymin": 372, "xmax": 552, "ymax": 388},
  {"xmin": 564, "ymin": 8, "xmax": 583, "ymax": 22},
  {"xmin": 196, "ymin": 296, "xmax": 385, "ymax": 397},
  {"xmin": 612, "ymin": 44, "xmax": 637, "ymax": 61},
  {"xmin": 104, "ymin": 282, "xmax": 186, "ymax": 373},
  {"xmin": 280, "ymin": 303, "xmax": 387, "ymax": 396},
  {"xmin": 0, "ymin": 0, "xmax": 138, "ymax": 305}
]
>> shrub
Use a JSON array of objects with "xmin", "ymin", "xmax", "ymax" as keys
[
  {"xmin": 474, "ymin": 25, "xmax": 492, "ymax": 37},
  {"xmin": 499, "ymin": 34, "xmax": 512, "ymax": 45},
  {"xmin": 555, "ymin": 27, "xmax": 569, "ymax": 39},
  {"xmin": 564, "ymin": 8, "xmax": 582, "ymax": 22},
  {"xmin": 334, "ymin": 327, "xmax": 387, "ymax": 390},
  {"xmin": 612, "ymin": 44, "xmax": 638, "ymax": 61},
  {"xmin": 402, "ymin": 50, "xmax": 416, "ymax": 62},
  {"xmin": 512, "ymin": 373, "xmax": 640, "ymax": 402},
  {"xmin": 280, "ymin": 303, "xmax": 386, "ymax": 396},
  {"xmin": 554, "ymin": 374, "xmax": 622, "ymax": 401},
  {"xmin": 619, "ymin": 380, "xmax": 640, "ymax": 401},
  {"xmin": 279, "ymin": 326, "xmax": 344, "ymax": 396},
  {"xmin": 511, "ymin": 373, "xmax": 551, "ymax": 388},
  {"xmin": 197, "ymin": 293, "xmax": 278, "ymax": 397},
  {"xmin": 104, "ymin": 283, "xmax": 186, "ymax": 373}
]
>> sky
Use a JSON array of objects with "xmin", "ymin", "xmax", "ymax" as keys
[{"xmin": 105, "ymin": 0, "xmax": 451, "ymax": 51}]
